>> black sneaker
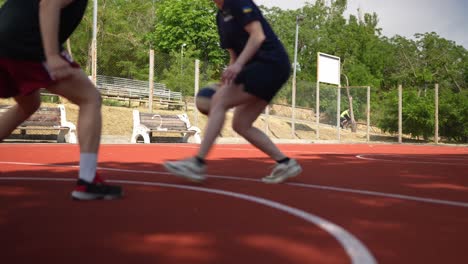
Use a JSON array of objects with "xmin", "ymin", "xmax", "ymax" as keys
[{"xmin": 71, "ymin": 174, "xmax": 123, "ymax": 200}]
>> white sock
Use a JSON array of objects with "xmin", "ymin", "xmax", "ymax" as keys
[{"xmin": 79, "ymin": 153, "xmax": 98, "ymax": 183}]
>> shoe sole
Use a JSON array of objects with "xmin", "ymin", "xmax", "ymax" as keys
[
  {"xmin": 262, "ymin": 166, "xmax": 303, "ymax": 184},
  {"xmin": 71, "ymin": 191, "xmax": 123, "ymax": 201},
  {"xmin": 163, "ymin": 163, "xmax": 206, "ymax": 182}
]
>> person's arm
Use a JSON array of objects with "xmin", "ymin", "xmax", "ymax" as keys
[
  {"xmin": 234, "ymin": 21, "xmax": 265, "ymax": 66},
  {"xmin": 39, "ymin": 0, "xmax": 74, "ymax": 80},
  {"xmin": 222, "ymin": 21, "xmax": 265, "ymax": 83},
  {"xmin": 221, "ymin": 49, "xmax": 238, "ymax": 86},
  {"xmin": 227, "ymin": 49, "xmax": 237, "ymax": 65}
]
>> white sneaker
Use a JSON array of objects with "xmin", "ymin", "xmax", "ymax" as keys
[
  {"xmin": 163, "ymin": 157, "xmax": 206, "ymax": 182},
  {"xmin": 262, "ymin": 159, "xmax": 302, "ymax": 184}
]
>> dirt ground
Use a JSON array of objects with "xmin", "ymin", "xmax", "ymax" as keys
[{"xmin": 1, "ymin": 96, "xmax": 413, "ymax": 144}]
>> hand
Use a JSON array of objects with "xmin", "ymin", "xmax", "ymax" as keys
[
  {"xmin": 222, "ymin": 63, "xmax": 243, "ymax": 84},
  {"xmin": 45, "ymin": 54, "xmax": 73, "ymax": 81}
]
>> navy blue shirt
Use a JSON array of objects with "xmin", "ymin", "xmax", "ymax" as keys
[
  {"xmin": 0, "ymin": 0, "xmax": 88, "ymax": 61},
  {"xmin": 216, "ymin": 0, "xmax": 289, "ymax": 65}
]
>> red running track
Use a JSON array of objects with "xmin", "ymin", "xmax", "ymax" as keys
[{"xmin": 0, "ymin": 143, "xmax": 467, "ymax": 264}]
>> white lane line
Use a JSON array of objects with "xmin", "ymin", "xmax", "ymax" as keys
[
  {"xmin": 356, "ymin": 154, "xmax": 468, "ymax": 166},
  {"xmin": 1, "ymin": 161, "xmax": 468, "ymax": 208},
  {"xmin": 0, "ymin": 176, "xmax": 377, "ymax": 264},
  {"xmin": 288, "ymin": 182, "xmax": 468, "ymax": 208}
]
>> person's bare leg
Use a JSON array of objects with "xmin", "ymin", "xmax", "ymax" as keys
[
  {"xmin": 47, "ymin": 69, "xmax": 101, "ymax": 153},
  {"xmin": 232, "ymin": 101, "xmax": 287, "ymax": 161},
  {"xmin": 197, "ymin": 83, "xmax": 256, "ymax": 159},
  {"xmin": 48, "ymin": 69, "xmax": 122, "ymax": 199},
  {"xmin": 0, "ymin": 91, "xmax": 41, "ymax": 140},
  {"xmin": 232, "ymin": 96, "xmax": 302, "ymax": 184},
  {"xmin": 164, "ymin": 83, "xmax": 256, "ymax": 181},
  {"xmin": 47, "ymin": 68, "xmax": 102, "ymax": 186}
]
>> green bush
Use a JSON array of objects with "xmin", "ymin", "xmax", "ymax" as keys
[
  {"xmin": 377, "ymin": 87, "xmax": 467, "ymax": 143},
  {"xmin": 102, "ymin": 99, "xmax": 128, "ymax": 107},
  {"xmin": 439, "ymin": 89, "xmax": 468, "ymax": 142},
  {"xmin": 40, "ymin": 94, "xmax": 60, "ymax": 103}
]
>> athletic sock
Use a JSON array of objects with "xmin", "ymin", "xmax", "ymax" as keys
[
  {"xmin": 79, "ymin": 153, "xmax": 98, "ymax": 183},
  {"xmin": 195, "ymin": 156, "xmax": 206, "ymax": 166},
  {"xmin": 276, "ymin": 157, "xmax": 290, "ymax": 164}
]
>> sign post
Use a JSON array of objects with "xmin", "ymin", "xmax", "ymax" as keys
[{"xmin": 316, "ymin": 53, "xmax": 341, "ymax": 140}]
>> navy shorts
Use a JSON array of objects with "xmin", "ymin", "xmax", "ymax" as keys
[{"xmin": 235, "ymin": 60, "xmax": 291, "ymax": 102}]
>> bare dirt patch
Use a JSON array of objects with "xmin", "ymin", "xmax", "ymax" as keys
[{"xmin": 0, "ymin": 97, "xmax": 420, "ymax": 143}]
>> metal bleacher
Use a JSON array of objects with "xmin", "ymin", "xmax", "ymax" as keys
[{"xmin": 95, "ymin": 75, "xmax": 182, "ymax": 103}]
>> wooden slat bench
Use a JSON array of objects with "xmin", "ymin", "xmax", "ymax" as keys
[
  {"xmin": 0, "ymin": 104, "xmax": 77, "ymax": 143},
  {"xmin": 131, "ymin": 110, "xmax": 201, "ymax": 144}
]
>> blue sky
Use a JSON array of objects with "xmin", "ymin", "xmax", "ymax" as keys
[{"xmin": 254, "ymin": 0, "xmax": 468, "ymax": 48}]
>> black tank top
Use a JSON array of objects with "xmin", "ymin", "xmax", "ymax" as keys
[{"xmin": 0, "ymin": 0, "xmax": 88, "ymax": 61}]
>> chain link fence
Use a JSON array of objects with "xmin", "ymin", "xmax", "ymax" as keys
[{"xmin": 86, "ymin": 37, "xmax": 454, "ymax": 144}]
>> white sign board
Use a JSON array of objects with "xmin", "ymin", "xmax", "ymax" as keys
[{"xmin": 317, "ymin": 53, "xmax": 341, "ymax": 86}]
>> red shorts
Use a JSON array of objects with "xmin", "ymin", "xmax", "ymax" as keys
[{"xmin": 0, "ymin": 52, "xmax": 80, "ymax": 98}]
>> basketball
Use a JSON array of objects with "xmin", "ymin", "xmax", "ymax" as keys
[{"xmin": 195, "ymin": 83, "xmax": 220, "ymax": 115}]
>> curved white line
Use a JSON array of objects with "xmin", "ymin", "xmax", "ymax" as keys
[
  {"xmin": 0, "ymin": 176, "xmax": 376, "ymax": 264},
  {"xmin": 356, "ymin": 154, "xmax": 468, "ymax": 166},
  {"xmin": 1, "ymin": 161, "xmax": 468, "ymax": 208}
]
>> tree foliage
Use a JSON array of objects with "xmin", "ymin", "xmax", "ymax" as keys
[
  {"xmin": 66, "ymin": 0, "xmax": 156, "ymax": 80},
  {"xmin": 439, "ymin": 89, "xmax": 468, "ymax": 142},
  {"xmin": 378, "ymin": 87, "xmax": 467, "ymax": 142},
  {"xmin": 148, "ymin": 0, "xmax": 225, "ymax": 68}
]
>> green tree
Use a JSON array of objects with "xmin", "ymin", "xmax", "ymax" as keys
[
  {"xmin": 378, "ymin": 88, "xmax": 434, "ymax": 140},
  {"xmin": 439, "ymin": 89, "xmax": 468, "ymax": 142},
  {"xmin": 149, "ymin": 0, "xmax": 225, "ymax": 69},
  {"xmin": 377, "ymin": 87, "xmax": 467, "ymax": 143},
  {"xmin": 67, "ymin": 0, "xmax": 156, "ymax": 80},
  {"xmin": 387, "ymin": 33, "xmax": 466, "ymax": 92}
]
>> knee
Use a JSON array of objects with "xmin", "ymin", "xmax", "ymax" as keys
[
  {"xmin": 95, "ymin": 91, "xmax": 102, "ymax": 108},
  {"xmin": 210, "ymin": 99, "xmax": 229, "ymax": 114},
  {"xmin": 232, "ymin": 119, "xmax": 251, "ymax": 135},
  {"xmin": 83, "ymin": 87, "xmax": 102, "ymax": 108}
]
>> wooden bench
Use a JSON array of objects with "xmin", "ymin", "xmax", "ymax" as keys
[
  {"xmin": 0, "ymin": 104, "xmax": 77, "ymax": 143},
  {"xmin": 131, "ymin": 110, "xmax": 201, "ymax": 144}
]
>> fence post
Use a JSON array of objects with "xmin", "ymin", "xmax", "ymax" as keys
[
  {"xmin": 367, "ymin": 86, "xmax": 371, "ymax": 142},
  {"xmin": 194, "ymin": 59, "xmax": 200, "ymax": 128},
  {"xmin": 435, "ymin": 83, "xmax": 439, "ymax": 144},
  {"xmin": 265, "ymin": 105, "xmax": 270, "ymax": 136},
  {"xmin": 291, "ymin": 17, "xmax": 299, "ymax": 138},
  {"xmin": 398, "ymin": 84, "xmax": 403, "ymax": 143},
  {"xmin": 149, "ymin": 49, "xmax": 154, "ymax": 112},
  {"xmin": 91, "ymin": 39, "xmax": 97, "ymax": 85},
  {"xmin": 263, "ymin": 105, "xmax": 270, "ymax": 136},
  {"xmin": 337, "ymin": 86, "xmax": 341, "ymax": 142},
  {"xmin": 316, "ymin": 81, "xmax": 320, "ymax": 140}
]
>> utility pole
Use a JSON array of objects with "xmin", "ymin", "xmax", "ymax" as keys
[
  {"xmin": 291, "ymin": 15, "xmax": 302, "ymax": 138},
  {"xmin": 91, "ymin": 0, "xmax": 98, "ymax": 85}
]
